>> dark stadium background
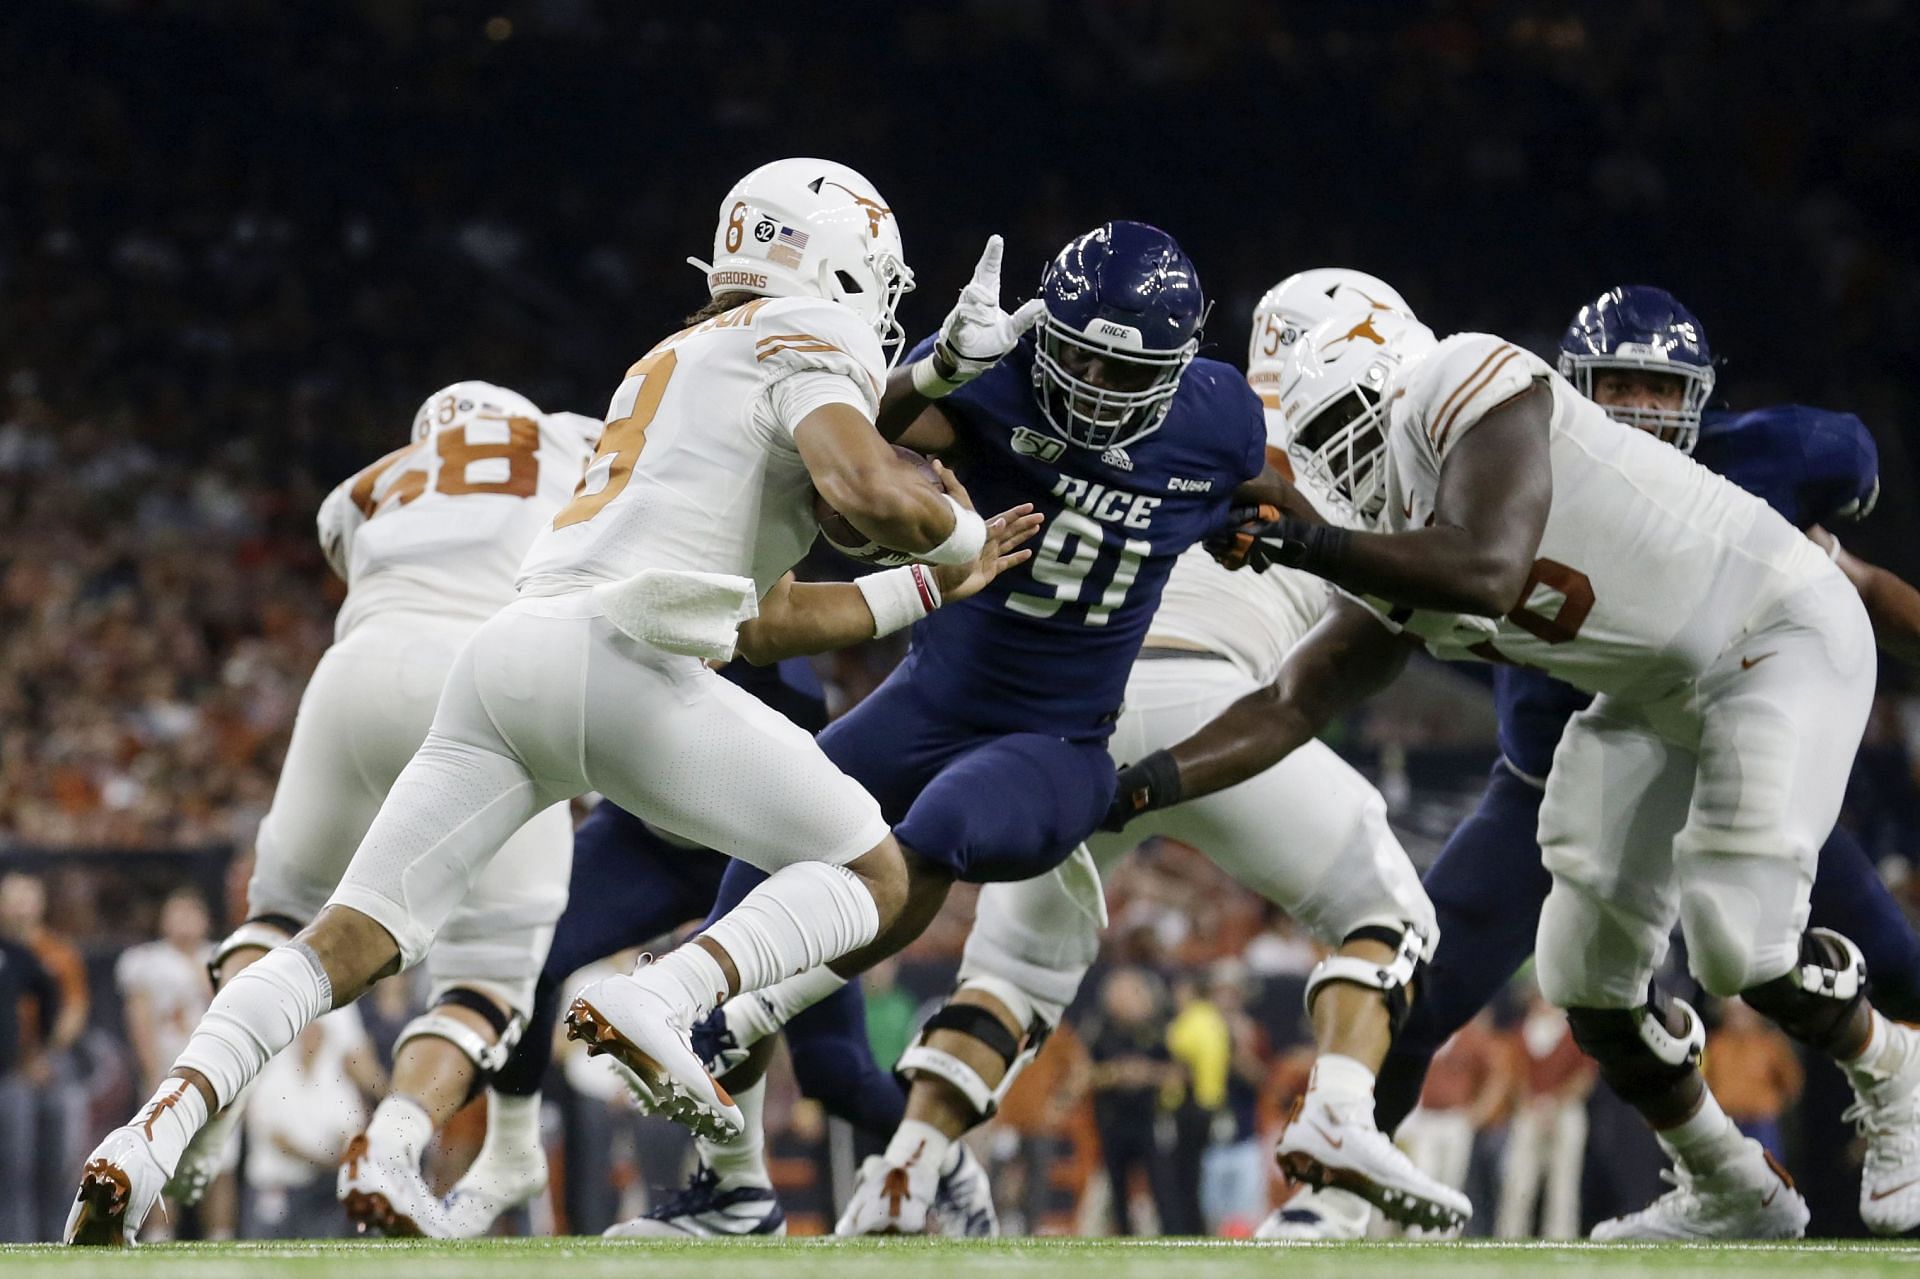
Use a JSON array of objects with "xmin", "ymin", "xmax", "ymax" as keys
[{"xmin": 3, "ymin": 0, "xmax": 1919, "ymax": 1243}]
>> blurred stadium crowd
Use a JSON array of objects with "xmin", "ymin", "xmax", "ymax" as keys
[{"xmin": 4, "ymin": 0, "xmax": 1920, "ymax": 1243}]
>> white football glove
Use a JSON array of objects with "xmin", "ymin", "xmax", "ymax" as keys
[{"xmin": 910, "ymin": 234, "xmax": 1047, "ymax": 399}]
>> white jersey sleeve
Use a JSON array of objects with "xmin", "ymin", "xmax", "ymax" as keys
[
  {"xmin": 1398, "ymin": 332, "xmax": 1547, "ymax": 470},
  {"xmin": 750, "ymin": 299, "xmax": 885, "ymax": 424}
]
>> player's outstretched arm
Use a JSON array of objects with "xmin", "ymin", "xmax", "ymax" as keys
[
  {"xmin": 1226, "ymin": 384, "xmax": 1553, "ymax": 615},
  {"xmin": 1809, "ymin": 526, "xmax": 1920, "ymax": 668},
  {"xmin": 794, "ymin": 402, "xmax": 986, "ymax": 562},
  {"xmin": 875, "ymin": 234, "xmax": 1043, "ymax": 450},
  {"xmin": 1103, "ymin": 597, "xmax": 1409, "ymax": 828},
  {"xmin": 734, "ymin": 500, "xmax": 1042, "ymax": 665}
]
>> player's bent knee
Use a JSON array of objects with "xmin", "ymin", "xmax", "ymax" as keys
[
  {"xmin": 1740, "ymin": 928, "xmax": 1868, "ymax": 1053},
  {"xmin": 1565, "ymin": 994, "xmax": 1703, "ymax": 1108},
  {"xmin": 394, "ymin": 987, "xmax": 527, "ymax": 1103},
  {"xmin": 846, "ymin": 836, "xmax": 910, "ymax": 924},
  {"xmin": 301, "ymin": 905, "xmax": 406, "ymax": 1003},
  {"xmin": 898, "ymin": 976, "xmax": 1059, "ymax": 1130},
  {"xmin": 1303, "ymin": 919, "xmax": 1435, "ymax": 1036}
]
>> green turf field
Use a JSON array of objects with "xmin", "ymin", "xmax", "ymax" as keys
[{"xmin": 4, "ymin": 1238, "xmax": 1920, "ymax": 1279}]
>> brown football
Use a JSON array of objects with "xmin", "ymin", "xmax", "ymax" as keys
[{"xmin": 815, "ymin": 444, "xmax": 942, "ymax": 566}]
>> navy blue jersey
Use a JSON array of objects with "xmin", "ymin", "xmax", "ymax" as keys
[
  {"xmin": 1495, "ymin": 403, "xmax": 1880, "ymax": 778},
  {"xmin": 905, "ymin": 334, "xmax": 1266, "ymax": 739}
]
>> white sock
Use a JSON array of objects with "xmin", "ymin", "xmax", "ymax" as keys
[
  {"xmin": 366, "ymin": 1096, "xmax": 435, "ymax": 1162},
  {"xmin": 477, "ymin": 1091, "xmax": 543, "ymax": 1169},
  {"xmin": 722, "ymin": 967, "xmax": 849, "ymax": 1048},
  {"xmin": 1306, "ymin": 1054, "xmax": 1376, "ymax": 1108},
  {"xmin": 1657, "ymin": 1087, "xmax": 1749, "ymax": 1176},
  {"xmin": 181, "ymin": 1077, "xmax": 256, "ymax": 1165},
  {"xmin": 884, "ymin": 1118, "xmax": 951, "ymax": 1176},
  {"xmin": 132, "ymin": 1077, "xmax": 210, "ymax": 1176},
  {"xmin": 696, "ymin": 1078, "xmax": 770, "ymax": 1190},
  {"xmin": 1844, "ymin": 1010, "xmax": 1910, "ymax": 1093},
  {"xmin": 649, "ymin": 944, "xmax": 733, "ymax": 1019},
  {"xmin": 699, "ymin": 862, "xmax": 879, "ymax": 997},
  {"xmin": 171, "ymin": 944, "xmax": 332, "ymax": 1120}
]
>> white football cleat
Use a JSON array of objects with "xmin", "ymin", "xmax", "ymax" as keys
[
  {"xmin": 65, "ymin": 1126, "xmax": 170, "ymax": 1246},
  {"xmin": 1275, "ymin": 1094, "xmax": 1471, "ymax": 1232},
  {"xmin": 441, "ymin": 1140, "xmax": 549, "ymax": 1238},
  {"xmin": 1591, "ymin": 1140, "xmax": 1806, "ymax": 1241},
  {"xmin": 933, "ymin": 1142, "xmax": 998, "ymax": 1237},
  {"xmin": 604, "ymin": 1166, "xmax": 786, "ymax": 1238},
  {"xmin": 338, "ymin": 1131, "xmax": 453, "ymax": 1237},
  {"xmin": 163, "ymin": 1102, "xmax": 241, "ymax": 1209},
  {"xmin": 1254, "ymin": 1185, "xmax": 1373, "ymax": 1240},
  {"xmin": 565, "ymin": 972, "xmax": 743, "ymax": 1144},
  {"xmin": 1849, "ymin": 1020, "xmax": 1920, "ymax": 1235},
  {"xmin": 836, "ymin": 1154, "xmax": 939, "ymax": 1236}
]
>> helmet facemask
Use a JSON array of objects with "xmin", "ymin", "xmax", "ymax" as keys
[
  {"xmin": 1290, "ymin": 381, "xmax": 1391, "ymax": 525},
  {"xmin": 1031, "ymin": 311, "xmax": 1199, "ymax": 451},
  {"xmin": 821, "ymin": 249, "xmax": 915, "ymax": 370},
  {"xmin": 1561, "ymin": 351, "xmax": 1713, "ymax": 454}
]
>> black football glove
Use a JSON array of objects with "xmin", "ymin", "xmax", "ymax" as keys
[
  {"xmin": 1101, "ymin": 749, "xmax": 1183, "ymax": 831},
  {"xmin": 1206, "ymin": 506, "xmax": 1350, "ymax": 576}
]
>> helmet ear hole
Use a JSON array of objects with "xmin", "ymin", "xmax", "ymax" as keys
[{"xmin": 833, "ymin": 270, "xmax": 863, "ymax": 294}]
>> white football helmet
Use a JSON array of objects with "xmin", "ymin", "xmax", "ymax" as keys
[
  {"xmin": 1248, "ymin": 268, "xmax": 1410, "ymax": 401},
  {"xmin": 690, "ymin": 158, "xmax": 915, "ymax": 365},
  {"xmin": 1278, "ymin": 307, "xmax": 1437, "ymax": 525},
  {"xmin": 410, "ymin": 381, "xmax": 544, "ymax": 441}
]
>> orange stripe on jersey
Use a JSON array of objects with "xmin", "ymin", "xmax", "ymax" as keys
[{"xmin": 1431, "ymin": 345, "xmax": 1522, "ymax": 453}]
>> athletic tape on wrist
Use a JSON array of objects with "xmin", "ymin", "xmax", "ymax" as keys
[
  {"xmin": 910, "ymin": 356, "xmax": 967, "ymax": 399},
  {"xmin": 921, "ymin": 496, "xmax": 987, "ymax": 566},
  {"xmin": 857, "ymin": 564, "xmax": 942, "ymax": 637}
]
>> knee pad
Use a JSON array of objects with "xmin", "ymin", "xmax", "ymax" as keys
[
  {"xmin": 1303, "ymin": 920, "xmax": 1435, "ymax": 1036},
  {"xmin": 897, "ymin": 976, "xmax": 1055, "ymax": 1128},
  {"xmin": 1741, "ymin": 927, "xmax": 1867, "ymax": 1053},
  {"xmin": 392, "ymin": 987, "xmax": 527, "ymax": 1103},
  {"xmin": 1565, "ymin": 993, "xmax": 1704, "ymax": 1108},
  {"xmin": 207, "ymin": 913, "xmax": 303, "ymax": 989}
]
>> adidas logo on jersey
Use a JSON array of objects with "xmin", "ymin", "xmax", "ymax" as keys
[
  {"xmin": 1010, "ymin": 427, "xmax": 1066, "ymax": 463},
  {"xmin": 1101, "ymin": 446, "xmax": 1133, "ymax": 471}
]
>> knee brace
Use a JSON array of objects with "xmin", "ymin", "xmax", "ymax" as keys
[
  {"xmin": 1565, "ymin": 991, "xmax": 1704, "ymax": 1107},
  {"xmin": 392, "ymin": 987, "xmax": 527, "ymax": 1102},
  {"xmin": 1303, "ymin": 921, "xmax": 1434, "ymax": 1036},
  {"xmin": 896, "ymin": 976, "xmax": 1054, "ymax": 1127},
  {"xmin": 207, "ymin": 913, "xmax": 303, "ymax": 989},
  {"xmin": 1741, "ymin": 927, "xmax": 1868, "ymax": 1053}
]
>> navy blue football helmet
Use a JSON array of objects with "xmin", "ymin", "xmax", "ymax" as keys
[
  {"xmin": 1557, "ymin": 285, "xmax": 1716, "ymax": 453},
  {"xmin": 1031, "ymin": 221, "xmax": 1206, "ymax": 451}
]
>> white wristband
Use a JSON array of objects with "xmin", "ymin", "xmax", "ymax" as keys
[
  {"xmin": 909, "ymin": 355, "xmax": 966, "ymax": 399},
  {"xmin": 857, "ymin": 564, "xmax": 943, "ymax": 638},
  {"xmin": 919, "ymin": 495, "xmax": 987, "ymax": 566}
]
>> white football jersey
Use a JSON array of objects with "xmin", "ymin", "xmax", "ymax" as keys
[
  {"xmin": 518, "ymin": 296, "xmax": 885, "ymax": 598},
  {"xmin": 323, "ymin": 394, "xmax": 599, "ymax": 639},
  {"xmin": 1148, "ymin": 408, "xmax": 1330, "ymax": 683},
  {"xmin": 1377, "ymin": 332, "xmax": 1835, "ymax": 701}
]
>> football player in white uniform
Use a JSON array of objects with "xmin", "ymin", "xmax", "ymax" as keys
[
  {"xmin": 66, "ymin": 158, "xmax": 1037, "ymax": 1247},
  {"xmin": 682, "ymin": 270, "xmax": 1467, "ymax": 1236},
  {"xmin": 156, "ymin": 382, "xmax": 596, "ymax": 1238},
  {"xmin": 1115, "ymin": 303, "xmax": 1920, "ymax": 1238}
]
